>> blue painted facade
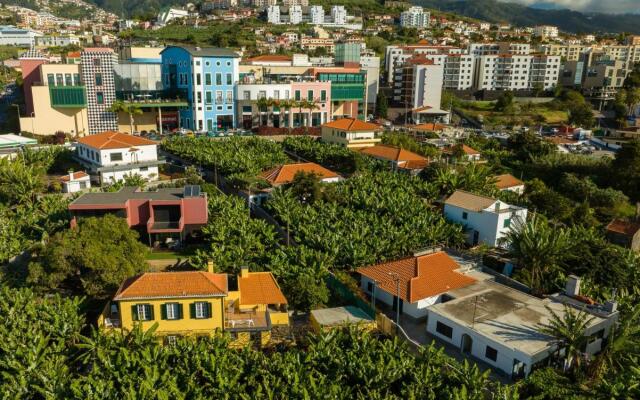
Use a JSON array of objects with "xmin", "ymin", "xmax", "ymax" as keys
[{"xmin": 160, "ymin": 46, "xmax": 239, "ymax": 132}]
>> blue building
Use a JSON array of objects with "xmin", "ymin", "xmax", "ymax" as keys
[{"xmin": 160, "ymin": 46, "xmax": 239, "ymax": 132}]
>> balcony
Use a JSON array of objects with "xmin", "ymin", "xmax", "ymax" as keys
[
  {"xmin": 147, "ymin": 216, "xmax": 184, "ymax": 233},
  {"xmin": 49, "ymin": 86, "xmax": 87, "ymax": 108},
  {"xmin": 225, "ymin": 310, "xmax": 269, "ymax": 331}
]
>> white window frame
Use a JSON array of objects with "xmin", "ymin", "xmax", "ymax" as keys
[
  {"xmin": 195, "ymin": 302, "xmax": 207, "ymax": 319},
  {"xmin": 166, "ymin": 303, "xmax": 178, "ymax": 320},
  {"xmin": 137, "ymin": 304, "xmax": 151, "ymax": 321}
]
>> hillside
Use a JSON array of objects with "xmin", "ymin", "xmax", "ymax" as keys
[{"xmin": 415, "ymin": 0, "xmax": 640, "ymax": 34}]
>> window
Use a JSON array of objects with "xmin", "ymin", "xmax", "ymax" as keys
[
  {"xmin": 56, "ymin": 74, "xmax": 64, "ymax": 86},
  {"xmin": 110, "ymin": 152, "xmax": 123, "ymax": 162},
  {"xmin": 164, "ymin": 335, "xmax": 178, "ymax": 346},
  {"xmin": 462, "ymin": 212, "xmax": 468, "ymax": 220},
  {"xmin": 226, "ymin": 90, "xmax": 233, "ymax": 103},
  {"xmin": 485, "ymin": 346, "xmax": 498, "ymax": 361},
  {"xmin": 163, "ymin": 303, "xmax": 182, "ymax": 320},
  {"xmin": 65, "ymin": 73, "xmax": 72, "ymax": 86},
  {"xmin": 197, "ymin": 92, "xmax": 202, "ymax": 104},
  {"xmin": 73, "ymin": 73, "xmax": 80, "ymax": 85},
  {"xmin": 243, "ymin": 91, "xmax": 250, "ymax": 100},
  {"xmin": 295, "ymin": 90, "xmax": 301, "ymax": 100},
  {"xmin": 226, "ymin": 73, "xmax": 232, "ymax": 85},
  {"xmin": 258, "ymin": 90, "xmax": 266, "ymax": 99},
  {"xmin": 140, "ymin": 166, "xmax": 148, "ymax": 172},
  {"xmin": 196, "ymin": 73, "xmax": 201, "ymax": 85},
  {"xmin": 216, "ymin": 91, "xmax": 223, "ymax": 104},
  {"xmin": 195, "ymin": 60, "xmax": 200, "ymax": 66},
  {"xmin": 47, "ymin": 74, "xmax": 55, "ymax": 86},
  {"xmin": 367, "ymin": 281, "xmax": 373, "ymax": 292},
  {"xmin": 227, "ymin": 61, "xmax": 231, "ymax": 66},
  {"xmin": 436, "ymin": 321, "xmax": 453, "ymax": 338},
  {"xmin": 503, "ymin": 218, "xmax": 511, "ymax": 228},
  {"xmin": 308, "ymin": 90, "xmax": 314, "ymax": 101},
  {"xmin": 133, "ymin": 304, "xmax": 153, "ymax": 321},
  {"xmin": 93, "ymin": 58, "xmax": 101, "ymax": 66},
  {"xmin": 205, "ymin": 73, "xmax": 211, "ymax": 85},
  {"xmin": 96, "ymin": 92, "xmax": 104, "ymax": 104},
  {"xmin": 274, "ymin": 90, "xmax": 280, "ymax": 99},
  {"xmin": 95, "ymin": 73, "xmax": 103, "ymax": 86},
  {"xmin": 205, "ymin": 91, "xmax": 212, "ymax": 104},
  {"xmin": 321, "ymin": 90, "xmax": 327, "ymax": 101},
  {"xmin": 216, "ymin": 73, "xmax": 222, "ymax": 85},
  {"xmin": 192, "ymin": 302, "xmax": 210, "ymax": 319}
]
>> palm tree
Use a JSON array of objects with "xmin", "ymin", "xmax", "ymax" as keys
[
  {"xmin": 589, "ymin": 306, "xmax": 640, "ymax": 380},
  {"xmin": 300, "ymin": 98, "xmax": 319, "ymax": 128},
  {"xmin": 256, "ymin": 96, "xmax": 269, "ymax": 127},
  {"xmin": 501, "ymin": 216, "xmax": 571, "ymax": 295},
  {"xmin": 108, "ymin": 100, "xmax": 143, "ymax": 134},
  {"xmin": 538, "ymin": 304, "xmax": 595, "ymax": 373},
  {"xmin": 280, "ymin": 99, "xmax": 294, "ymax": 131}
]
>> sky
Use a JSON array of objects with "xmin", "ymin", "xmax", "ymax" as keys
[{"xmin": 499, "ymin": 0, "xmax": 640, "ymax": 14}]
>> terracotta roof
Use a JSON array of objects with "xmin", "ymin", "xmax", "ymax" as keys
[
  {"xmin": 322, "ymin": 118, "xmax": 381, "ymax": 131},
  {"xmin": 412, "ymin": 123, "xmax": 447, "ymax": 132},
  {"xmin": 442, "ymin": 144, "xmax": 480, "ymax": 155},
  {"xmin": 246, "ymin": 55, "xmax": 292, "ymax": 62},
  {"xmin": 359, "ymin": 145, "xmax": 428, "ymax": 169},
  {"xmin": 445, "ymin": 190, "xmax": 496, "ymax": 212},
  {"xmin": 76, "ymin": 131, "xmax": 158, "ymax": 150},
  {"xmin": 412, "ymin": 105, "xmax": 433, "ymax": 113},
  {"xmin": 67, "ymin": 51, "xmax": 81, "ymax": 58},
  {"xmin": 260, "ymin": 162, "xmax": 339, "ymax": 186},
  {"xmin": 114, "ymin": 272, "xmax": 228, "ymax": 300},
  {"xmin": 406, "ymin": 55, "xmax": 435, "ymax": 65},
  {"xmin": 495, "ymin": 174, "xmax": 524, "ymax": 189},
  {"xmin": 238, "ymin": 272, "xmax": 288, "ymax": 305},
  {"xmin": 606, "ymin": 219, "xmax": 640, "ymax": 236},
  {"xmin": 61, "ymin": 171, "xmax": 89, "ymax": 182},
  {"xmin": 357, "ymin": 252, "xmax": 476, "ymax": 303}
]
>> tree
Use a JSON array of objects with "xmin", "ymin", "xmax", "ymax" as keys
[
  {"xmin": 0, "ymin": 157, "xmax": 46, "ymax": 206},
  {"xmin": 108, "ymin": 100, "xmax": 143, "ymax": 134},
  {"xmin": 502, "ymin": 216, "xmax": 571, "ymax": 295},
  {"xmin": 289, "ymin": 171, "xmax": 322, "ymax": 204},
  {"xmin": 611, "ymin": 139, "xmax": 640, "ymax": 200},
  {"xmin": 538, "ymin": 304, "xmax": 595, "ymax": 373},
  {"xmin": 494, "ymin": 91, "xmax": 514, "ymax": 112},
  {"xmin": 27, "ymin": 215, "xmax": 148, "ymax": 298},
  {"xmin": 375, "ymin": 92, "xmax": 388, "ymax": 119}
]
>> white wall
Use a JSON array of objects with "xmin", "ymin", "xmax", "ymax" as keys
[
  {"xmin": 99, "ymin": 144, "xmax": 158, "ymax": 167},
  {"xmin": 361, "ymin": 275, "xmax": 439, "ymax": 319},
  {"xmin": 101, "ymin": 166, "xmax": 159, "ymax": 184},
  {"xmin": 444, "ymin": 202, "xmax": 527, "ymax": 247},
  {"xmin": 237, "ymin": 83, "xmax": 292, "ymax": 100}
]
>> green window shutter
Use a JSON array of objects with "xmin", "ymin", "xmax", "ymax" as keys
[
  {"xmin": 207, "ymin": 302, "xmax": 213, "ymax": 318},
  {"xmin": 177, "ymin": 304, "xmax": 184, "ymax": 320},
  {"xmin": 189, "ymin": 303, "xmax": 196, "ymax": 319},
  {"xmin": 148, "ymin": 304, "xmax": 155, "ymax": 321},
  {"xmin": 131, "ymin": 305, "xmax": 139, "ymax": 321},
  {"xmin": 161, "ymin": 304, "xmax": 167, "ymax": 320}
]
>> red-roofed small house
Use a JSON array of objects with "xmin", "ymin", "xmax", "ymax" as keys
[
  {"xmin": 60, "ymin": 170, "xmax": 91, "ymax": 193},
  {"xmin": 75, "ymin": 131, "xmax": 164, "ymax": 184},
  {"xmin": 321, "ymin": 118, "xmax": 382, "ymax": 148},
  {"xmin": 357, "ymin": 249, "xmax": 478, "ymax": 318}
]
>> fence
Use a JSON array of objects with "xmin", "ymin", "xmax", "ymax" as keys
[{"xmin": 325, "ymin": 273, "xmax": 376, "ymax": 318}]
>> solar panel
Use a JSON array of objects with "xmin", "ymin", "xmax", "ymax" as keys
[
  {"xmin": 192, "ymin": 185, "xmax": 201, "ymax": 197},
  {"xmin": 183, "ymin": 186, "xmax": 192, "ymax": 197}
]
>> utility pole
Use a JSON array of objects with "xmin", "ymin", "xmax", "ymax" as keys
[
  {"xmin": 387, "ymin": 272, "xmax": 401, "ymax": 327},
  {"xmin": 471, "ymin": 295, "xmax": 478, "ymax": 328}
]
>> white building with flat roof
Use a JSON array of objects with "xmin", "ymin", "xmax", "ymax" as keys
[
  {"xmin": 309, "ymin": 5, "xmax": 324, "ymax": 24},
  {"xmin": 400, "ymin": 6, "xmax": 430, "ymax": 28}
]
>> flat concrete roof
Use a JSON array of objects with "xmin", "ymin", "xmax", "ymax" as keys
[
  {"xmin": 429, "ymin": 280, "xmax": 607, "ymax": 357},
  {"xmin": 0, "ymin": 134, "xmax": 37, "ymax": 149},
  {"xmin": 70, "ymin": 187, "xmax": 189, "ymax": 206},
  {"xmin": 311, "ymin": 306, "xmax": 373, "ymax": 327}
]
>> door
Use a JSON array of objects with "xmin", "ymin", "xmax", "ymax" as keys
[
  {"xmin": 472, "ymin": 230, "xmax": 479, "ymax": 246},
  {"xmin": 207, "ymin": 119, "xmax": 214, "ymax": 132},
  {"xmin": 461, "ymin": 334, "xmax": 473, "ymax": 354}
]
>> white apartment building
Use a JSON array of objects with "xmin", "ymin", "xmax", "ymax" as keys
[
  {"xmin": 156, "ymin": 8, "xmax": 189, "ymax": 25},
  {"xmin": 282, "ymin": 0, "xmax": 308, "ymax": 6},
  {"xmin": 253, "ymin": 0, "xmax": 277, "ymax": 7},
  {"xmin": 267, "ymin": 5, "xmax": 280, "ymax": 24},
  {"xmin": 443, "ymin": 54, "xmax": 475, "ymax": 90},
  {"xmin": 533, "ymin": 25, "xmax": 559, "ymax": 39},
  {"xmin": 309, "ymin": 5, "xmax": 324, "ymax": 24},
  {"xmin": 330, "ymin": 6, "xmax": 347, "ymax": 26},
  {"xmin": 400, "ymin": 6, "xmax": 430, "ymax": 28},
  {"xmin": 475, "ymin": 54, "xmax": 560, "ymax": 91},
  {"xmin": 35, "ymin": 35, "xmax": 82, "ymax": 47},
  {"xmin": 289, "ymin": 5, "xmax": 303, "ymax": 24},
  {"xmin": 469, "ymin": 42, "xmax": 531, "ymax": 56},
  {"xmin": 0, "ymin": 25, "xmax": 42, "ymax": 46}
]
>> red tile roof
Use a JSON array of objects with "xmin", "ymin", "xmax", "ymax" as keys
[
  {"xmin": 495, "ymin": 174, "xmax": 524, "ymax": 189},
  {"xmin": 77, "ymin": 131, "xmax": 158, "ymax": 150},
  {"xmin": 606, "ymin": 219, "xmax": 640, "ymax": 236},
  {"xmin": 61, "ymin": 171, "xmax": 89, "ymax": 182},
  {"xmin": 114, "ymin": 272, "xmax": 228, "ymax": 300},
  {"xmin": 322, "ymin": 118, "xmax": 381, "ymax": 132},
  {"xmin": 357, "ymin": 252, "xmax": 476, "ymax": 303},
  {"xmin": 442, "ymin": 144, "xmax": 480, "ymax": 155},
  {"xmin": 412, "ymin": 123, "xmax": 447, "ymax": 132},
  {"xmin": 238, "ymin": 272, "xmax": 287, "ymax": 305},
  {"xmin": 359, "ymin": 145, "xmax": 428, "ymax": 169},
  {"xmin": 260, "ymin": 162, "xmax": 339, "ymax": 186}
]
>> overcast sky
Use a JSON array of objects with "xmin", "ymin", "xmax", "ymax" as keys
[{"xmin": 500, "ymin": 0, "xmax": 640, "ymax": 14}]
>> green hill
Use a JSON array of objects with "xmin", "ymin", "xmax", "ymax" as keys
[{"xmin": 415, "ymin": 0, "xmax": 640, "ymax": 34}]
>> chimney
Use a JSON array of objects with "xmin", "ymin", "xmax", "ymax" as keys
[
  {"xmin": 68, "ymin": 169, "xmax": 74, "ymax": 180},
  {"xmin": 604, "ymin": 300, "xmax": 618, "ymax": 313},
  {"xmin": 207, "ymin": 260, "xmax": 214, "ymax": 274},
  {"xmin": 565, "ymin": 275, "xmax": 581, "ymax": 297},
  {"xmin": 495, "ymin": 201, "xmax": 500, "ymax": 212},
  {"xmin": 240, "ymin": 265, "xmax": 249, "ymax": 278}
]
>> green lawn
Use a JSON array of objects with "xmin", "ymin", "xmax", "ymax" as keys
[{"xmin": 145, "ymin": 247, "xmax": 199, "ymax": 260}]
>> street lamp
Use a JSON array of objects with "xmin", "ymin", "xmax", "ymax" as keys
[{"xmin": 387, "ymin": 272, "xmax": 401, "ymax": 327}]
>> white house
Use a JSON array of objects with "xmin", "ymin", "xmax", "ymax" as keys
[
  {"xmin": 495, "ymin": 173, "xmax": 525, "ymax": 194},
  {"xmin": 75, "ymin": 131, "xmax": 164, "ymax": 185},
  {"xmin": 444, "ymin": 190, "xmax": 528, "ymax": 247},
  {"xmin": 400, "ymin": 7, "xmax": 430, "ymax": 29},
  {"xmin": 60, "ymin": 171, "xmax": 91, "ymax": 193},
  {"xmin": 426, "ymin": 276, "xmax": 618, "ymax": 378},
  {"xmin": 357, "ymin": 249, "xmax": 479, "ymax": 319}
]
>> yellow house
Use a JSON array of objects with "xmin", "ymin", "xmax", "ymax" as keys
[
  {"xmin": 321, "ymin": 118, "xmax": 382, "ymax": 149},
  {"xmin": 100, "ymin": 265, "xmax": 290, "ymax": 347}
]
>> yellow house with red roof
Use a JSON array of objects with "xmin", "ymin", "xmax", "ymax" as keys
[
  {"xmin": 99, "ymin": 263, "xmax": 290, "ymax": 346},
  {"xmin": 321, "ymin": 118, "xmax": 382, "ymax": 149}
]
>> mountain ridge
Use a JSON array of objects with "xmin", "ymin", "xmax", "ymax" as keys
[{"xmin": 415, "ymin": 0, "xmax": 640, "ymax": 34}]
